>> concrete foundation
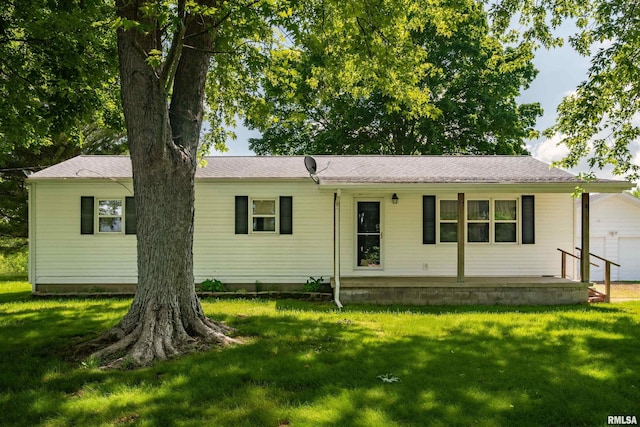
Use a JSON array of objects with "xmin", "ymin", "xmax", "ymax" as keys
[{"xmin": 335, "ymin": 276, "xmax": 588, "ymax": 305}]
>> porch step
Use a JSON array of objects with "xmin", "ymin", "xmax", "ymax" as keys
[{"xmin": 588, "ymin": 287, "xmax": 606, "ymax": 303}]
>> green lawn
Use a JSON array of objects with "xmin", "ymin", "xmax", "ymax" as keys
[{"xmin": 1, "ymin": 280, "xmax": 639, "ymax": 426}]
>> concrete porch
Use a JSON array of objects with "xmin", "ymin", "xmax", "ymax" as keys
[{"xmin": 332, "ymin": 276, "xmax": 588, "ymax": 305}]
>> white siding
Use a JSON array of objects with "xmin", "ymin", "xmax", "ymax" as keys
[
  {"xmin": 31, "ymin": 180, "xmax": 576, "ymax": 286},
  {"xmin": 589, "ymin": 237, "xmax": 606, "ymax": 281},
  {"xmin": 193, "ymin": 181, "xmax": 334, "ymax": 283},
  {"xmin": 338, "ymin": 192, "xmax": 574, "ymax": 277},
  {"xmin": 32, "ymin": 181, "xmax": 138, "ymax": 284},
  {"xmin": 31, "ymin": 179, "xmax": 334, "ymax": 286}
]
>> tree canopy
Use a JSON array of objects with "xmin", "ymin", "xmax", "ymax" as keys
[
  {"xmin": 0, "ymin": 0, "xmax": 123, "ymax": 153},
  {"xmin": 247, "ymin": 0, "xmax": 542, "ymax": 156},
  {"xmin": 0, "ymin": 0, "xmax": 125, "ymax": 250},
  {"xmin": 491, "ymin": 0, "xmax": 640, "ymax": 181}
]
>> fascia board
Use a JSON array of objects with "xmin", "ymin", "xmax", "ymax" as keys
[{"xmin": 317, "ymin": 181, "xmax": 634, "ymax": 193}]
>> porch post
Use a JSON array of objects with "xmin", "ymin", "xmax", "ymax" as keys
[
  {"xmin": 581, "ymin": 193, "xmax": 590, "ymax": 283},
  {"xmin": 457, "ymin": 192, "xmax": 465, "ymax": 283}
]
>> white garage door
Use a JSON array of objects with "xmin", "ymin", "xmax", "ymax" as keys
[
  {"xmin": 589, "ymin": 237, "xmax": 606, "ymax": 282},
  {"xmin": 618, "ymin": 238, "xmax": 640, "ymax": 281}
]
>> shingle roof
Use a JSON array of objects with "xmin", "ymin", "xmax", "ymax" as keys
[
  {"xmin": 27, "ymin": 154, "xmax": 629, "ymax": 187},
  {"xmin": 29, "ymin": 156, "xmax": 134, "ymax": 180},
  {"xmin": 310, "ymin": 155, "xmax": 576, "ymax": 183}
]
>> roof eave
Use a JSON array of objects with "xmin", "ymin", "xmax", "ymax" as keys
[
  {"xmin": 26, "ymin": 176, "xmax": 133, "ymax": 182},
  {"xmin": 317, "ymin": 180, "xmax": 634, "ymax": 193},
  {"xmin": 194, "ymin": 177, "xmax": 311, "ymax": 182}
]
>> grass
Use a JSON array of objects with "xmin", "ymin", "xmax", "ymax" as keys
[{"xmin": 1, "ymin": 280, "xmax": 639, "ymax": 426}]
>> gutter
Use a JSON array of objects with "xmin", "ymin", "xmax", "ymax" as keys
[
  {"xmin": 333, "ymin": 189, "xmax": 343, "ymax": 309},
  {"xmin": 317, "ymin": 181, "xmax": 634, "ymax": 194}
]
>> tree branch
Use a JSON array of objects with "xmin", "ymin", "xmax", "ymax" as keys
[
  {"xmin": 160, "ymin": 2, "xmax": 187, "ymax": 91},
  {"xmin": 183, "ymin": 0, "xmax": 261, "ymax": 41}
]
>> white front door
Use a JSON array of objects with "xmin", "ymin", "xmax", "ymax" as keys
[{"xmin": 356, "ymin": 201, "xmax": 382, "ymax": 268}]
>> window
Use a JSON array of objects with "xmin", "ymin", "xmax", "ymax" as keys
[
  {"xmin": 97, "ymin": 199, "xmax": 123, "ymax": 233},
  {"xmin": 80, "ymin": 196, "xmax": 136, "ymax": 235},
  {"xmin": 439, "ymin": 200, "xmax": 458, "ymax": 243},
  {"xmin": 251, "ymin": 199, "xmax": 276, "ymax": 232},
  {"xmin": 467, "ymin": 200, "xmax": 490, "ymax": 242},
  {"xmin": 466, "ymin": 199, "xmax": 517, "ymax": 243},
  {"xmin": 494, "ymin": 200, "xmax": 517, "ymax": 243},
  {"xmin": 428, "ymin": 196, "xmax": 533, "ymax": 245},
  {"xmin": 235, "ymin": 196, "xmax": 293, "ymax": 235}
]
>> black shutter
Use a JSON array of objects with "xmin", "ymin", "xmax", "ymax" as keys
[
  {"xmin": 423, "ymin": 195, "xmax": 436, "ymax": 244},
  {"xmin": 235, "ymin": 196, "xmax": 249, "ymax": 234},
  {"xmin": 125, "ymin": 196, "xmax": 137, "ymax": 235},
  {"xmin": 280, "ymin": 196, "xmax": 293, "ymax": 234},
  {"xmin": 522, "ymin": 195, "xmax": 535, "ymax": 244},
  {"xmin": 80, "ymin": 196, "xmax": 94, "ymax": 235}
]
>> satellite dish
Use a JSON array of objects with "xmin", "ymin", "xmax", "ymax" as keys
[
  {"xmin": 304, "ymin": 156, "xmax": 319, "ymax": 184},
  {"xmin": 304, "ymin": 156, "xmax": 317, "ymax": 174}
]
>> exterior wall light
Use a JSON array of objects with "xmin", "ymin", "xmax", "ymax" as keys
[{"xmin": 392, "ymin": 193, "xmax": 399, "ymax": 204}]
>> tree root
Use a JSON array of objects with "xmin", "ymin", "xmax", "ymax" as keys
[{"xmin": 79, "ymin": 309, "xmax": 241, "ymax": 369}]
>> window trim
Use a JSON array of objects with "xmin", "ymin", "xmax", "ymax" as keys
[
  {"xmin": 467, "ymin": 199, "xmax": 491, "ymax": 244},
  {"xmin": 354, "ymin": 198, "xmax": 384, "ymax": 270},
  {"xmin": 465, "ymin": 198, "xmax": 519, "ymax": 244},
  {"xmin": 96, "ymin": 198, "xmax": 125, "ymax": 234},
  {"xmin": 250, "ymin": 198, "xmax": 278, "ymax": 234},
  {"xmin": 436, "ymin": 197, "xmax": 521, "ymax": 244},
  {"xmin": 438, "ymin": 199, "xmax": 458, "ymax": 244},
  {"xmin": 493, "ymin": 199, "xmax": 518, "ymax": 244}
]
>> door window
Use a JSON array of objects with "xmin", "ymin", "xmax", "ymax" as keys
[{"xmin": 357, "ymin": 201, "xmax": 381, "ymax": 267}]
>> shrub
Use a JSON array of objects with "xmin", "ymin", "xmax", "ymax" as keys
[
  {"xmin": 200, "ymin": 279, "xmax": 226, "ymax": 292},
  {"xmin": 303, "ymin": 276, "xmax": 324, "ymax": 292},
  {"xmin": 0, "ymin": 248, "xmax": 28, "ymax": 276}
]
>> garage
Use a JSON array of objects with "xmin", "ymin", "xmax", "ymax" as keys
[{"xmin": 618, "ymin": 237, "xmax": 640, "ymax": 281}]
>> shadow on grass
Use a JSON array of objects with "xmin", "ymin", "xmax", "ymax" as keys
[
  {"xmin": 274, "ymin": 298, "xmax": 628, "ymax": 315},
  {"xmin": 0, "ymin": 299, "xmax": 130, "ymax": 394},
  {"xmin": 0, "ymin": 289, "xmax": 32, "ymax": 303},
  {"xmin": 0, "ymin": 279, "xmax": 31, "ymax": 303},
  {"xmin": 0, "ymin": 274, "xmax": 28, "ymax": 281},
  {"xmin": 1, "ymin": 298, "xmax": 639, "ymax": 426}
]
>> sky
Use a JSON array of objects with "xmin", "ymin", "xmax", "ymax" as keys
[{"xmin": 212, "ymin": 28, "xmax": 639, "ymax": 184}]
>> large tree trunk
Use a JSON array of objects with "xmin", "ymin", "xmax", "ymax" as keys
[{"xmin": 90, "ymin": 0, "xmax": 238, "ymax": 367}]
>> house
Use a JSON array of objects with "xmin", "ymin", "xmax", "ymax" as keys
[
  {"xmin": 27, "ymin": 155, "xmax": 633, "ymax": 305},
  {"xmin": 575, "ymin": 193, "xmax": 640, "ymax": 282}
]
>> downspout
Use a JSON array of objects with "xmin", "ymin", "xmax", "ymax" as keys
[{"xmin": 334, "ymin": 189, "xmax": 343, "ymax": 309}]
